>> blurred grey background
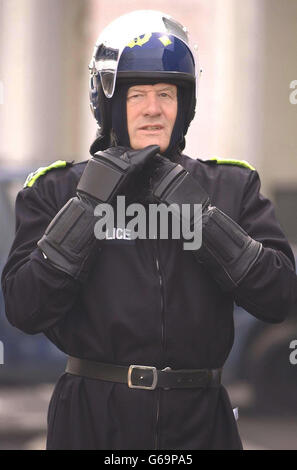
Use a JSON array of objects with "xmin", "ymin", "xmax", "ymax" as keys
[{"xmin": 0, "ymin": 0, "xmax": 296, "ymax": 450}]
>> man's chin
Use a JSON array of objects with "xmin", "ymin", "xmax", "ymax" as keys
[{"xmin": 132, "ymin": 138, "xmax": 168, "ymax": 153}]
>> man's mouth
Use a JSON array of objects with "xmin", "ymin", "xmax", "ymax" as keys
[{"xmin": 139, "ymin": 125, "xmax": 164, "ymax": 131}]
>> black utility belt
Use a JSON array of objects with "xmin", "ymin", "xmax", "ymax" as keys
[{"xmin": 65, "ymin": 356, "xmax": 222, "ymax": 390}]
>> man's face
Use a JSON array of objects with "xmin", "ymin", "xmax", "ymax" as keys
[{"xmin": 126, "ymin": 83, "xmax": 178, "ymax": 153}]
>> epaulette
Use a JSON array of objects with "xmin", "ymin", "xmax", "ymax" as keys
[
  {"xmin": 206, "ymin": 158, "xmax": 256, "ymax": 171},
  {"xmin": 23, "ymin": 160, "xmax": 71, "ymax": 188}
]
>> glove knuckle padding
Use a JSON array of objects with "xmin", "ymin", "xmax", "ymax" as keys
[
  {"xmin": 77, "ymin": 157, "xmax": 127, "ymax": 203},
  {"xmin": 153, "ymin": 164, "xmax": 210, "ymax": 224},
  {"xmin": 38, "ymin": 197, "xmax": 98, "ymax": 280},
  {"xmin": 195, "ymin": 207, "xmax": 263, "ymax": 291},
  {"xmin": 77, "ymin": 145, "xmax": 160, "ymax": 203}
]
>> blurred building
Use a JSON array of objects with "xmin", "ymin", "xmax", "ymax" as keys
[{"xmin": 0, "ymin": 0, "xmax": 297, "ymax": 197}]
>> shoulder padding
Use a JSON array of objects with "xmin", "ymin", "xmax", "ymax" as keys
[
  {"xmin": 23, "ymin": 160, "xmax": 72, "ymax": 188},
  {"xmin": 206, "ymin": 158, "xmax": 256, "ymax": 171}
]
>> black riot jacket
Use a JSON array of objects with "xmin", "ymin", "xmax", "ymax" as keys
[{"xmin": 2, "ymin": 153, "xmax": 297, "ymax": 450}]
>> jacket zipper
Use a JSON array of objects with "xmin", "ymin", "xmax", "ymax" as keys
[
  {"xmin": 156, "ymin": 256, "xmax": 165, "ymax": 344},
  {"xmin": 154, "ymin": 238, "xmax": 165, "ymax": 450}
]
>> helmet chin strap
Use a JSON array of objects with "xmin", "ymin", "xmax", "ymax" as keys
[{"xmin": 109, "ymin": 84, "xmax": 187, "ymax": 161}]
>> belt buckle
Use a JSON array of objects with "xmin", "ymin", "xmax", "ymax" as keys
[{"xmin": 128, "ymin": 365, "xmax": 158, "ymax": 390}]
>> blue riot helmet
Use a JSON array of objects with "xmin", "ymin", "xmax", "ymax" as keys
[{"xmin": 89, "ymin": 10, "xmax": 199, "ymax": 154}]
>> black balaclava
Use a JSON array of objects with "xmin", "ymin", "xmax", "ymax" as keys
[{"xmin": 110, "ymin": 83, "xmax": 188, "ymax": 162}]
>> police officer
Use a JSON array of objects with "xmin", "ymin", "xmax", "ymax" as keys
[{"xmin": 2, "ymin": 10, "xmax": 297, "ymax": 450}]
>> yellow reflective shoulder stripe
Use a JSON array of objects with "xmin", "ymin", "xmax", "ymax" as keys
[
  {"xmin": 209, "ymin": 158, "xmax": 256, "ymax": 171},
  {"xmin": 24, "ymin": 160, "xmax": 67, "ymax": 188}
]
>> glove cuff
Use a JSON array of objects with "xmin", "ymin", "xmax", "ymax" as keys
[{"xmin": 195, "ymin": 206, "xmax": 263, "ymax": 291}]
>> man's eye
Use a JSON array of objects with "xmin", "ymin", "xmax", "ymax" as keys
[
  {"xmin": 128, "ymin": 94, "xmax": 142, "ymax": 100},
  {"xmin": 159, "ymin": 92, "xmax": 174, "ymax": 99}
]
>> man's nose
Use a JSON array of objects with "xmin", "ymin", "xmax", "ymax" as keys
[{"xmin": 143, "ymin": 93, "xmax": 162, "ymax": 116}]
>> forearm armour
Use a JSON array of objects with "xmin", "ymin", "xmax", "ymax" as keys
[{"xmin": 37, "ymin": 197, "xmax": 98, "ymax": 281}]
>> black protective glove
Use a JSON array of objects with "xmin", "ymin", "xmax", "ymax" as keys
[
  {"xmin": 77, "ymin": 145, "xmax": 160, "ymax": 206},
  {"xmin": 148, "ymin": 155, "xmax": 263, "ymax": 292},
  {"xmin": 38, "ymin": 145, "xmax": 160, "ymax": 281}
]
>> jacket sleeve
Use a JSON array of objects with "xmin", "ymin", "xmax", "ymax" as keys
[
  {"xmin": 233, "ymin": 169, "xmax": 297, "ymax": 323},
  {"xmin": 1, "ymin": 182, "xmax": 81, "ymax": 335}
]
